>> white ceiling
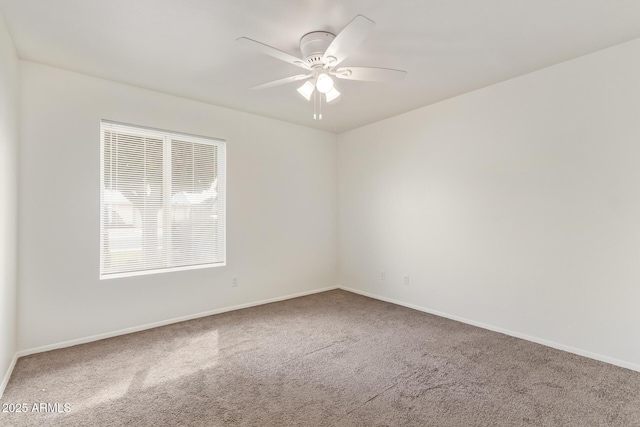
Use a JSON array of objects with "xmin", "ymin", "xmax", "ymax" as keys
[{"xmin": 2, "ymin": 1, "xmax": 640, "ymax": 133}]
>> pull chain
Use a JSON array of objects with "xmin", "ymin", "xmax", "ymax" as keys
[
  {"xmin": 312, "ymin": 90, "xmax": 324, "ymax": 120},
  {"xmin": 313, "ymin": 90, "xmax": 317, "ymax": 120}
]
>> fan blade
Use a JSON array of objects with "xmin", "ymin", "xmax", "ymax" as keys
[
  {"xmin": 237, "ymin": 37, "xmax": 310, "ymax": 70},
  {"xmin": 322, "ymin": 15, "xmax": 375, "ymax": 66},
  {"xmin": 251, "ymin": 74, "xmax": 312, "ymax": 90},
  {"xmin": 333, "ymin": 67, "xmax": 406, "ymax": 82}
]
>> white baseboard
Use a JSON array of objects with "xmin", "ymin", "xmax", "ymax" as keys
[
  {"xmin": 339, "ymin": 285, "xmax": 640, "ymax": 373},
  {"xmin": 17, "ymin": 286, "xmax": 339, "ymax": 358},
  {"xmin": 14, "ymin": 284, "xmax": 637, "ymax": 379},
  {"xmin": 0, "ymin": 353, "xmax": 18, "ymax": 399}
]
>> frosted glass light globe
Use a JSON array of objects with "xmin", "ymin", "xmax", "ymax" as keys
[
  {"xmin": 325, "ymin": 87, "xmax": 340, "ymax": 102},
  {"xmin": 297, "ymin": 81, "xmax": 315, "ymax": 101},
  {"xmin": 315, "ymin": 73, "xmax": 334, "ymax": 94}
]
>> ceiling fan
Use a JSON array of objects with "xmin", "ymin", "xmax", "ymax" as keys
[{"xmin": 237, "ymin": 15, "xmax": 407, "ymax": 120}]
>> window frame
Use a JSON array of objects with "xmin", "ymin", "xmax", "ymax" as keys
[{"xmin": 99, "ymin": 120, "xmax": 226, "ymax": 280}]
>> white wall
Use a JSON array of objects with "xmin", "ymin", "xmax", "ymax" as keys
[
  {"xmin": 0, "ymin": 14, "xmax": 18, "ymax": 394},
  {"xmin": 339, "ymin": 38, "xmax": 640, "ymax": 369},
  {"xmin": 19, "ymin": 62, "xmax": 337, "ymax": 351},
  {"xmin": 16, "ymin": 32, "xmax": 640, "ymax": 372}
]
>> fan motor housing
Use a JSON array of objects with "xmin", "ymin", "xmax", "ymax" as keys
[{"xmin": 300, "ymin": 31, "xmax": 335, "ymax": 67}]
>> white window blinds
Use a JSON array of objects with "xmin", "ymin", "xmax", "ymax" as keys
[{"xmin": 100, "ymin": 121, "xmax": 226, "ymax": 279}]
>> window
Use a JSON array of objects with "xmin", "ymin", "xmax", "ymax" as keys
[{"xmin": 100, "ymin": 121, "xmax": 226, "ymax": 279}]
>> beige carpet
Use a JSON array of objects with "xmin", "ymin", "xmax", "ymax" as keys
[{"xmin": 1, "ymin": 289, "xmax": 639, "ymax": 426}]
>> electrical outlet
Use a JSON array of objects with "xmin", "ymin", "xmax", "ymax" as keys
[
  {"xmin": 232, "ymin": 277, "xmax": 238, "ymax": 287},
  {"xmin": 404, "ymin": 275, "xmax": 410, "ymax": 286},
  {"xmin": 380, "ymin": 271, "xmax": 386, "ymax": 280}
]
